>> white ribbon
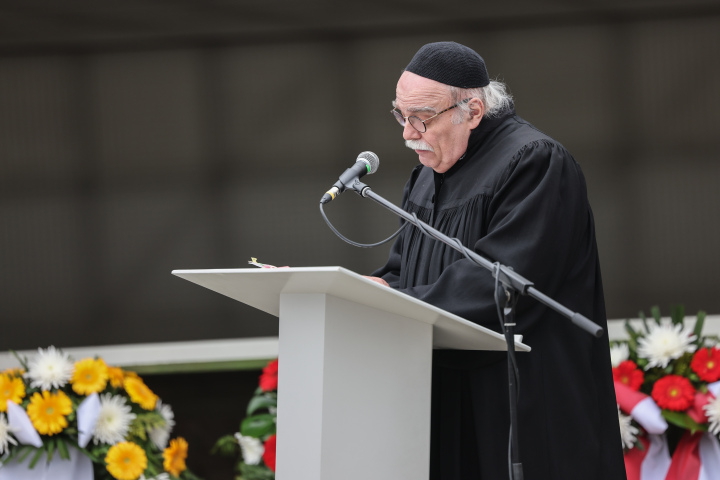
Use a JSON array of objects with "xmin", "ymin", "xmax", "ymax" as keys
[
  {"xmin": 631, "ymin": 397, "xmax": 668, "ymax": 435},
  {"xmin": 698, "ymin": 433, "xmax": 720, "ymax": 480},
  {"xmin": 640, "ymin": 434, "xmax": 672, "ymax": 480},
  {"xmin": 5, "ymin": 402, "xmax": 42, "ymax": 448},
  {"xmin": 76, "ymin": 392, "xmax": 101, "ymax": 448}
]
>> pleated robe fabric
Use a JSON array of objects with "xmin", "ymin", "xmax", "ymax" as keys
[{"xmin": 372, "ymin": 108, "xmax": 627, "ymax": 480}]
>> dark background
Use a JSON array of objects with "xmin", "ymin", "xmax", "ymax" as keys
[{"xmin": 1, "ymin": 1, "xmax": 719, "ymax": 478}]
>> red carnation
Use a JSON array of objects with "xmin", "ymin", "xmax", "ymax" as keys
[
  {"xmin": 691, "ymin": 347, "xmax": 720, "ymax": 382},
  {"xmin": 259, "ymin": 358, "xmax": 278, "ymax": 392},
  {"xmin": 612, "ymin": 360, "xmax": 645, "ymax": 391},
  {"xmin": 263, "ymin": 434, "xmax": 277, "ymax": 472},
  {"xmin": 651, "ymin": 375, "xmax": 696, "ymax": 412}
]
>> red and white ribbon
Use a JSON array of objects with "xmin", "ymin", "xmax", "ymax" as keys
[
  {"xmin": 624, "ymin": 433, "xmax": 672, "ymax": 480},
  {"xmin": 615, "ymin": 381, "xmax": 668, "ymax": 435}
]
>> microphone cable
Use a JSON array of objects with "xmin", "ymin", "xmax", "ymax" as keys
[{"xmin": 319, "ymin": 202, "xmax": 409, "ymax": 248}]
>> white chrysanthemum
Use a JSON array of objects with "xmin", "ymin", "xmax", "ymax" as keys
[
  {"xmin": 610, "ymin": 343, "xmax": 630, "ymax": 367},
  {"xmin": 618, "ymin": 406, "xmax": 639, "ymax": 450},
  {"xmin": 92, "ymin": 393, "xmax": 136, "ymax": 445},
  {"xmin": 139, "ymin": 474, "xmax": 170, "ymax": 480},
  {"xmin": 0, "ymin": 413, "xmax": 18, "ymax": 455},
  {"xmin": 704, "ymin": 395, "xmax": 720, "ymax": 436},
  {"xmin": 637, "ymin": 321, "xmax": 696, "ymax": 370},
  {"xmin": 24, "ymin": 346, "xmax": 75, "ymax": 391},
  {"xmin": 149, "ymin": 399, "xmax": 175, "ymax": 450},
  {"xmin": 235, "ymin": 433, "xmax": 264, "ymax": 465}
]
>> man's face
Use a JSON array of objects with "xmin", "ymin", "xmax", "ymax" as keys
[{"xmin": 393, "ymin": 71, "xmax": 482, "ymax": 173}]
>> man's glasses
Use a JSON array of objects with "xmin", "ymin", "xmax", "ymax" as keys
[{"xmin": 391, "ymin": 98, "xmax": 470, "ymax": 133}]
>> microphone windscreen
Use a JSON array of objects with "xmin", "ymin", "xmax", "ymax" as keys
[{"xmin": 357, "ymin": 151, "xmax": 379, "ymax": 174}]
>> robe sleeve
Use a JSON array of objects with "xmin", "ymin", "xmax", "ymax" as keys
[
  {"xmin": 371, "ymin": 165, "xmax": 423, "ymax": 289},
  {"xmin": 375, "ymin": 140, "xmax": 596, "ymax": 334}
]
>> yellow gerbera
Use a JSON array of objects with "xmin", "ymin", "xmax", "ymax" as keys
[
  {"xmin": 163, "ymin": 437, "xmax": 188, "ymax": 477},
  {"xmin": 124, "ymin": 376, "xmax": 158, "ymax": 410},
  {"xmin": 26, "ymin": 390, "xmax": 72, "ymax": 435},
  {"xmin": 0, "ymin": 374, "xmax": 26, "ymax": 412},
  {"xmin": 105, "ymin": 441, "xmax": 148, "ymax": 480},
  {"xmin": 107, "ymin": 366, "xmax": 125, "ymax": 389},
  {"xmin": 72, "ymin": 358, "xmax": 109, "ymax": 395}
]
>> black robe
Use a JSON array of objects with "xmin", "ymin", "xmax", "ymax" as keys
[{"xmin": 372, "ymin": 108, "xmax": 626, "ymax": 480}]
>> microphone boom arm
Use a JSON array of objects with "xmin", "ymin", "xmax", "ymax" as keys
[{"xmin": 353, "ymin": 182, "xmax": 603, "ymax": 338}]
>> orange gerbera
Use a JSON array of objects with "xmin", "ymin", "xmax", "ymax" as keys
[
  {"xmin": 612, "ymin": 360, "xmax": 645, "ymax": 391},
  {"xmin": 124, "ymin": 376, "xmax": 158, "ymax": 410},
  {"xmin": 0, "ymin": 374, "xmax": 26, "ymax": 412},
  {"xmin": 26, "ymin": 390, "xmax": 73, "ymax": 435},
  {"xmin": 72, "ymin": 358, "xmax": 109, "ymax": 395},
  {"xmin": 107, "ymin": 366, "xmax": 125, "ymax": 389},
  {"xmin": 2, "ymin": 368, "xmax": 25, "ymax": 378},
  {"xmin": 163, "ymin": 437, "xmax": 188, "ymax": 477},
  {"xmin": 691, "ymin": 347, "xmax": 720, "ymax": 382}
]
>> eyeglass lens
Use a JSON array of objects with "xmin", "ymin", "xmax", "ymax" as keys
[{"xmin": 392, "ymin": 110, "xmax": 427, "ymax": 133}]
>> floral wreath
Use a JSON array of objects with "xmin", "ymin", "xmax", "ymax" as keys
[
  {"xmin": 214, "ymin": 358, "xmax": 277, "ymax": 479},
  {"xmin": 0, "ymin": 346, "xmax": 201, "ymax": 480},
  {"xmin": 612, "ymin": 306, "xmax": 720, "ymax": 478}
]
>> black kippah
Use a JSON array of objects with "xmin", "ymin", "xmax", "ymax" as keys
[{"xmin": 405, "ymin": 41, "xmax": 490, "ymax": 89}]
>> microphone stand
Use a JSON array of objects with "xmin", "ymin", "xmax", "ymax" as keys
[{"xmin": 346, "ymin": 179, "xmax": 603, "ymax": 480}]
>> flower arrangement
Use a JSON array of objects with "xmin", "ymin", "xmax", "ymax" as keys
[
  {"xmin": 0, "ymin": 346, "xmax": 201, "ymax": 480},
  {"xmin": 611, "ymin": 306, "xmax": 720, "ymax": 478},
  {"xmin": 213, "ymin": 358, "xmax": 277, "ymax": 480}
]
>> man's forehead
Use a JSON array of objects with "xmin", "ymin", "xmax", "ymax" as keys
[{"xmin": 394, "ymin": 71, "xmax": 451, "ymax": 111}]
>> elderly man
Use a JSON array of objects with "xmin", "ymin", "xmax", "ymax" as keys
[{"xmin": 367, "ymin": 42, "xmax": 625, "ymax": 479}]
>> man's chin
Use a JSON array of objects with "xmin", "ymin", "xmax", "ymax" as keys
[{"xmin": 416, "ymin": 150, "xmax": 437, "ymax": 168}]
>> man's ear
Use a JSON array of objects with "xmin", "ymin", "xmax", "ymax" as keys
[{"xmin": 468, "ymin": 98, "xmax": 484, "ymax": 127}]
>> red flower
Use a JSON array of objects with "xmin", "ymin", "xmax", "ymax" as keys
[
  {"xmin": 651, "ymin": 375, "xmax": 696, "ymax": 411},
  {"xmin": 612, "ymin": 360, "xmax": 645, "ymax": 391},
  {"xmin": 263, "ymin": 434, "xmax": 277, "ymax": 472},
  {"xmin": 691, "ymin": 347, "xmax": 720, "ymax": 382},
  {"xmin": 259, "ymin": 358, "xmax": 278, "ymax": 392}
]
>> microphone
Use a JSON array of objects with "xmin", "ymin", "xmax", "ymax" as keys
[{"xmin": 320, "ymin": 151, "xmax": 379, "ymax": 204}]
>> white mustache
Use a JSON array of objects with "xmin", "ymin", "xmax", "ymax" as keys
[{"xmin": 405, "ymin": 139, "xmax": 434, "ymax": 152}]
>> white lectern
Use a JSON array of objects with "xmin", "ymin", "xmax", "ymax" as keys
[{"xmin": 172, "ymin": 266, "xmax": 529, "ymax": 480}]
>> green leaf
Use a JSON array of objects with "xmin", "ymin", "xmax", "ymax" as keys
[
  {"xmin": 661, "ymin": 410, "xmax": 708, "ymax": 434},
  {"xmin": 17, "ymin": 446, "xmax": 35, "ymax": 464},
  {"xmin": 650, "ymin": 306, "xmax": 662, "ymax": 325},
  {"xmin": 46, "ymin": 438, "xmax": 56, "ymax": 463},
  {"xmin": 633, "ymin": 438, "xmax": 645, "ymax": 452},
  {"xmin": 9, "ymin": 349, "xmax": 30, "ymax": 370},
  {"xmin": 694, "ymin": 311, "xmax": 707, "ymax": 341},
  {"xmin": 624, "ymin": 321, "xmax": 638, "ymax": 339},
  {"xmin": 671, "ymin": 305, "xmax": 685, "ymax": 325},
  {"xmin": 28, "ymin": 448, "xmax": 45, "ymax": 469},
  {"xmin": 247, "ymin": 394, "xmax": 277, "ymax": 416},
  {"xmin": 212, "ymin": 434, "xmax": 240, "ymax": 456},
  {"xmin": 638, "ymin": 311, "xmax": 651, "ymax": 334},
  {"xmin": 239, "ymin": 462, "xmax": 276, "ymax": 480},
  {"xmin": 57, "ymin": 439, "xmax": 70, "ymax": 460},
  {"xmin": 240, "ymin": 414, "xmax": 276, "ymax": 438}
]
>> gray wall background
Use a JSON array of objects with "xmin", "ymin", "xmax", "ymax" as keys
[{"xmin": 2, "ymin": 7, "xmax": 720, "ymax": 351}]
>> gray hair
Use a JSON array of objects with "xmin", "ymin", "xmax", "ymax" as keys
[{"xmin": 449, "ymin": 80, "xmax": 513, "ymax": 123}]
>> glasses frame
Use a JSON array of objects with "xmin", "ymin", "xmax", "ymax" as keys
[{"xmin": 391, "ymin": 98, "xmax": 471, "ymax": 133}]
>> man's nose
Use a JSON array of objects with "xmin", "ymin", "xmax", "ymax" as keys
[{"xmin": 403, "ymin": 122, "xmax": 421, "ymax": 141}]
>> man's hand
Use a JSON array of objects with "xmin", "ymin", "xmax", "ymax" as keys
[{"xmin": 364, "ymin": 276, "xmax": 390, "ymax": 287}]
